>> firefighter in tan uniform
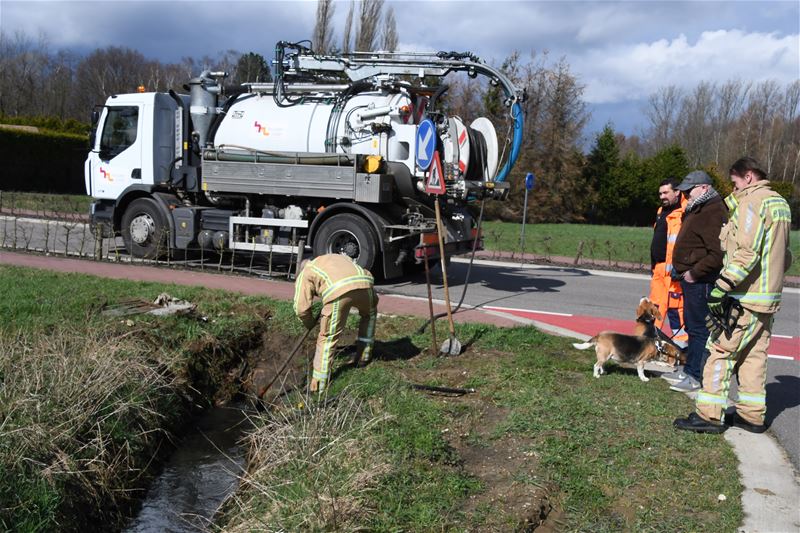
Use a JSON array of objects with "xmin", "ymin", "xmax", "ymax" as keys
[
  {"xmin": 674, "ymin": 157, "xmax": 791, "ymax": 434},
  {"xmin": 294, "ymin": 254, "xmax": 378, "ymax": 393}
]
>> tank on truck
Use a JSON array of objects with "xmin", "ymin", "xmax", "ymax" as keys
[{"xmin": 267, "ymin": 42, "xmax": 526, "ymax": 185}]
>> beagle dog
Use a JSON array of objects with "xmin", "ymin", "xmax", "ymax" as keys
[
  {"xmin": 633, "ymin": 297, "xmax": 661, "ymax": 337},
  {"xmin": 573, "ymin": 297, "xmax": 685, "ymax": 382}
]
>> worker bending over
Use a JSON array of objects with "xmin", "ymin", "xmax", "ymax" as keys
[{"xmin": 294, "ymin": 254, "xmax": 378, "ymax": 393}]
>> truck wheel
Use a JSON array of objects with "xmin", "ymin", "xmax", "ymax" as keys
[
  {"xmin": 121, "ymin": 198, "xmax": 169, "ymax": 259},
  {"xmin": 313, "ymin": 213, "xmax": 378, "ymax": 272}
]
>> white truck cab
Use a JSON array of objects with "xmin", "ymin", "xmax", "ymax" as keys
[{"xmin": 86, "ymin": 93, "xmax": 180, "ymax": 200}]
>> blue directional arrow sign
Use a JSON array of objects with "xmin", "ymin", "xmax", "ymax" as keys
[
  {"xmin": 415, "ymin": 119, "xmax": 435, "ymax": 171},
  {"xmin": 525, "ymin": 172, "xmax": 535, "ymax": 190}
]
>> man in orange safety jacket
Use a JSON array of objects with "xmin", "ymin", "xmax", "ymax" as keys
[{"xmin": 649, "ymin": 178, "xmax": 688, "ymax": 346}]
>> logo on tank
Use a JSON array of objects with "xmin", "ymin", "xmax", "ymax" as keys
[{"xmin": 254, "ymin": 121, "xmax": 270, "ymax": 136}]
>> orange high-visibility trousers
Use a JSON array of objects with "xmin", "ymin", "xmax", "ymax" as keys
[{"xmin": 649, "ymin": 262, "xmax": 686, "ymax": 341}]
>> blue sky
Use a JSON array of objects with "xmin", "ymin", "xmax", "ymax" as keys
[{"xmin": 2, "ymin": 1, "xmax": 798, "ymax": 140}]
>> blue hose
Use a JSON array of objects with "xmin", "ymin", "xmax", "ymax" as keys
[{"xmin": 494, "ymin": 102, "xmax": 523, "ymax": 183}]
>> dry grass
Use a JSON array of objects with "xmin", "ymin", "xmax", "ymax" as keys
[
  {"xmin": 220, "ymin": 388, "xmax": 393, "ymax": 532},
  {"xmin": 0, "ymin": 328, "xmax": 183, "ymax": 529}
]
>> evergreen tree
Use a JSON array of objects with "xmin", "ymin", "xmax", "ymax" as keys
[
  {"xmin": 231, "ymin": 52, "xmax": 271, "ymax": 86},
  {"xmin": 583, "ymin": 124, "xmax": 621, "ymax": 222}
]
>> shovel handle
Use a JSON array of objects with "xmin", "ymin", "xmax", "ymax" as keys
[{"xmin": 434, "ymin": 198, "xmax": 456, "ymax": 336}]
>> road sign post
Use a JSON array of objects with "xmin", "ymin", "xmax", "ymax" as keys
[{"xmin": 520, "ymin": 172, "xmax": 535, "ymax": 254}]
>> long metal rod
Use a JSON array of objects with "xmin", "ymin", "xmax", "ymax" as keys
[{"xmin": 258, "ymin": 314, "xmax": 320, "ymax": 399}]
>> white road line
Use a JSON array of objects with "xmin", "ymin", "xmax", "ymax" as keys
[
  {"xmin": 452, "ymin": 257, "xmax": 652, "ymax": 280},
  {"xmin": 483, "ymin": 305, "xmax": 573, "ymax": 317},
  {"xmin": 452, "ymin": 256, "xmax": 800, "ymax": 294}
]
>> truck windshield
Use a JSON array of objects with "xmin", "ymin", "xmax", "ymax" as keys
[{"xmin": 100, "ymin": 106, "xmax": 139, "ymax": 158}]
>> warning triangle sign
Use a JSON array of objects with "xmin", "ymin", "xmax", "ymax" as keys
[{"xmin": 425, "ymin": 150, "xmax": 446, "ymax": 195}]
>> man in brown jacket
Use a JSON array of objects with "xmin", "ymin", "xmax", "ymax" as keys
[
  {"xmin": 662, "ymin": 170, "xmax": 727, "ymax": 393},
  {"xmin": 294, "ymin": 254, "xmax": 378, "ymax": 393}
]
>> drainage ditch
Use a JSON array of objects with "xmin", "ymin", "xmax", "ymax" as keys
[
  {"xmin": 122, "ymin": 327, "xmax": 313, "ymax": 531},
  {"xmin": 124, "ymin": 404, "xmax": 252, "ymax": 532}
]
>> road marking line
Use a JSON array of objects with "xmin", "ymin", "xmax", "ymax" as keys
[
  {"xmin": 483, "ymin": 305, "xmax": 573, "ymax": 317},
  {"xmin": 772, "ymin": 334, "xmax": 794, "ymax": 339},
  {"xmin": 768, "ymin": 354, "xmax": 795, "ymax": 361}
]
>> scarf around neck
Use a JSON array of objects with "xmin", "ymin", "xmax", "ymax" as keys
[{"xmin": 685, "ymin": 187, "xmax": 719, "ymax": 213}]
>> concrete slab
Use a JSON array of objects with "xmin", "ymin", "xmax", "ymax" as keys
[{"xmin": 726, "ymin": 429, "xmax": 800, "ymax": 533}]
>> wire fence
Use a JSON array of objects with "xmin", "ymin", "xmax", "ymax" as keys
[{"xmin": 0, "ymin": 192, "xmax": 304, "ymax": 279}]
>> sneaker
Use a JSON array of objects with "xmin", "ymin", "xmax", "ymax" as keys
[
  {"xmin": 726, "ymin": 412, "xmax": 767, "ymax": 434},
  {"xmin": 674, "ymin": 412, "xmax": 727, "ymax": 434},
  {"xmin": 669, "ymin": 376, "xmax": 701, "ymax": 393},
  {"xmin": 661, "ymin": 367, "xmax": 687, "ymax": 383}
]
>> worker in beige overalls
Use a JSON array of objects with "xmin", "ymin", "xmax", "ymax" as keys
[{"xmin": 293, "ymin": 254, "xmax": 378, "ymax": 393}]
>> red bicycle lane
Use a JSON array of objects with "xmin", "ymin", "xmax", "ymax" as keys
[{"xmin": 484, "ymin": 305, "xmax": 800, "ymax": 362}]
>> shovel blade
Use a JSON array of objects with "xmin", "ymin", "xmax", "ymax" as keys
[{"xmin": 440, "ymin": 336, "xmax": 461, "ymax": 356}]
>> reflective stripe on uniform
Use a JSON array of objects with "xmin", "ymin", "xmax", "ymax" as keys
[
  {"xmin": 316, "ymin": 298, "xmax": 340, "ymax": 381},
  {"xmin": 738, "ymin": 392, "xmax": 766, "ymax": 405},
  {"xmin": 292, "ymin": 269, "xmax": 306, "ymax": 314},
  {"xmin": 321, "ymin": 275, "xmax": 374, "ymax": 301},
  {"xmin": 696, "ymin": 391, "xmax": 728, "ymax": 406}
]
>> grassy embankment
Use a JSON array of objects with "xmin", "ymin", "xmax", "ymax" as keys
[
  {"xmin": 0, "ymin": 265, "xmax": 278, "ymax": 531},
  {"xmin": 0, "ymin": 191, "xmax": 91, "ymax": 218},
  {"xmin": 0, "ymin": 266, "xmax": 742, "ymax": 531}
]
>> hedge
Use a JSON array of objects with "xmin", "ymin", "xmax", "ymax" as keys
[{"xmin": 1, "ymin": 128, "xmax": 88, "ymax": 194}]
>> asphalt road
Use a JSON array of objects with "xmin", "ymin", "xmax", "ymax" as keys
[{"xmin": 380, "ymin": 258, "xmax": 800, "ymax": 471}]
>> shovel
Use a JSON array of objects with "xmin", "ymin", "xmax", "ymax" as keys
[
  {"xmin": 258, "ymin": 313, "xmax": 320, "ymax": 399},
  {"xmin": 433, "ymin": 196, "xmax": 461, "ymax": 356}
]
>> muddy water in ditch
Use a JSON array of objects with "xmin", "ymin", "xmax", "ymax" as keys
[{"xmin": 124, "ymin": 404, "xmax": 252, "ymax": 532}]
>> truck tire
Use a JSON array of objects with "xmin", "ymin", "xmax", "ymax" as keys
[
  {"xmin": 121, "ymin": 198, "xmax": 169, "ymax": 259},
  {"xmin": 313, "ymin": 213, "xmax": 378, "ymax": 272}
]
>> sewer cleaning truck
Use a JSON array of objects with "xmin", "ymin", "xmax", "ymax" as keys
[{"xmin": 84, "ymin": 41, "xmax": 525, "ymax": 278}]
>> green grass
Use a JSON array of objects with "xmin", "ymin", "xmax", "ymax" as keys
[
  {"xmin": 0, "ymin": 191, "xmax": 90, "ymax": 216},
  {"xmin": 0, "ymin": 265, "xmax": 278, "ymax": 531},
  {"xmin": 2, "ymin": 266, "xmax": 744, "ymax": 532},
  {"xmin": 222, "ymin": 315, "xmax": 743, "ymax": 532},
  {"xmin": 482, "ymin": 220, "xmax": 800, "ymax": 276}
]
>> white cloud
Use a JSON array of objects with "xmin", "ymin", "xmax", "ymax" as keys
[{"xmin": 575, "ymin": 29, "xmax": 800, "ymax": 104}]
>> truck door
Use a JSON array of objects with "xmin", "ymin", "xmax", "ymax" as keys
[{"xmin": 87, "ymin": 105, "xmax": 142, "ymax": 199}]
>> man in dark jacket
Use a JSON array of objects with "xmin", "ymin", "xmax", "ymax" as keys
[{"xmin": 663, "ymin": 170, "xmax": 727, "ymax": 393}]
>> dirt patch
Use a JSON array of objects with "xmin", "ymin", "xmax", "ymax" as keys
[
  {"xmin": 243, "ymin": 329, "xmax": 313, "ymax": 402},
  {"xmin": 399, "ymin": 348, "xmax": 558, "ymax": 531}
]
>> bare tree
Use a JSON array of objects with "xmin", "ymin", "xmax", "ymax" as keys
[
  {"xmin": 644, "ymin": 85, "xmax": 683, "ymax": 153},
  {"xmin": 710, "ymin": 80, "xmax": 748, "ymax": 165},
  {"xmin": 381, "ymin": 5, "xmax": 398, "ymax": 52},
  {"xmin": 341, "ymin": 1, "xmax": 355, "ymax": 54},
  {"xmin": 779, "ymin": 81, "xmax": 800, "ymax": 182},
  {"xmin": 679, "ymin": 81, "xmax": 714, "ymax": 167},
  {"xmin": 355, "ymin": 0, "xmax": 384, "ymax": 52},
  {"xmin": 313, "ymin": 0, "xmax": 336, "ymax": 54}
]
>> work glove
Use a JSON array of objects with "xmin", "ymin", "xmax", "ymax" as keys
[{"xmin": 707, "ymin": 285, "xmax": 727, "ymax": 315}]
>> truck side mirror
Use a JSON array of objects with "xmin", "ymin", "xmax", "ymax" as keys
[{"xmin": 91, "ymin": 110, "xmax": 100, "ymax": 125}]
